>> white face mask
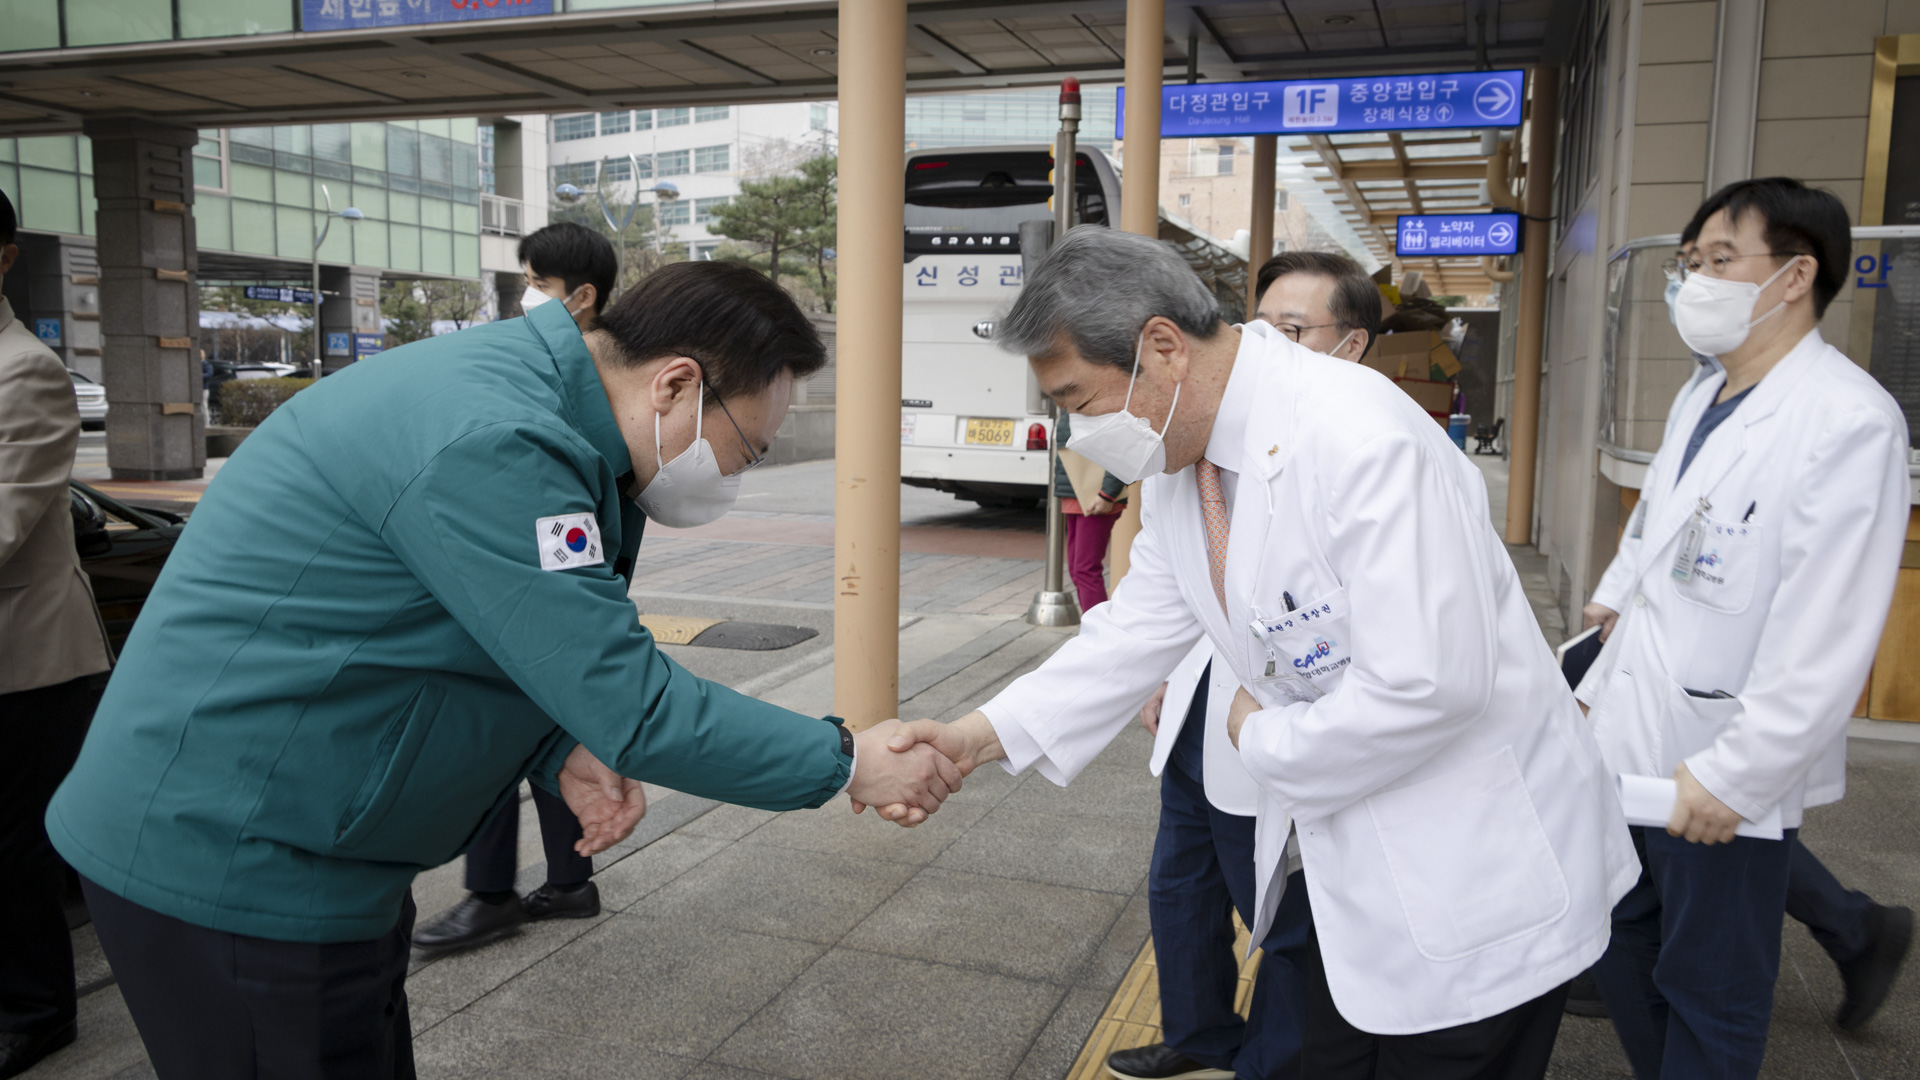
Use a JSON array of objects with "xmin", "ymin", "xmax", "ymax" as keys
[
  {"xmin": 521, "ymin": 284, "xmax": 583, "ymax": 317},
  {"xmin": 1672, "ymin": 255, "xmax": 1801, "ymax": 357},
  {"xmin": 633, "ymin": 383, "xmax": 742, "ymax": 528},
  {"xmin": 1327, "ymin": 328, "xmax": 1358, "ymax": 360},
  {"xmin": 1063, "ymin": 333, "xmax": 1182, "ymax": 484}
]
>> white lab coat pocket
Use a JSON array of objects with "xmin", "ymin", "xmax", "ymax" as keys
[
  {"xmin": 1660, "ymin": 678, "xmax": 1742, "ymax": 768},
  {"xmin": 1248, "ymin": 589, "xmax": 1352, "ymax": 701},
  {"xmin": 1365, "ymin": 747, "xmax": 1571, "ymax": 962},
  {"xmin": 1673, "ymin": 518, "xmax": 1762, "ymax": 615}
]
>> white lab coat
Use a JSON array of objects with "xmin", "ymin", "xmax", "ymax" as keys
[
  {"xmin": 980, "ymin": 323, "xmax": 1637, "ymax": 1035},
  {"xmin": 1151, "ymin": 639, "xmax": 1259, "ymax": 815},
  {"xmin": 1578, "ymin": 330, "xmax": 1909, "ymax": 828}
]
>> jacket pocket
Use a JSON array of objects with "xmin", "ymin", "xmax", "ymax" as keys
[
  {"xmin": 1249, "ymin": 588, "xmax": 1352, "ymax": 697},
  {"xmin": 1672, "ymin": 518, "xmax": 1762, "ymax": 615},
  {"xmin": 1658, "ymin": 677, "xmax": 1742, "ymax": 770},
  {"xmin": 334, "ymin": 683, "xmax": 448, "ymax": 849},
  {"xmin": 1366, "ymin": 746, "xmax": 1571, "ymax": 962}
]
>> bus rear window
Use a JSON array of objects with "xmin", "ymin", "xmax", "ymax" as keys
[{"xmin": 905, "ymin": 152, "xmax": 1109, "ymax": 232}]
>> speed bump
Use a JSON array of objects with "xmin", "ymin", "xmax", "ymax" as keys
[{"xmin": 635, "ymin": 614, "xmax": 725, "ymax": 645}]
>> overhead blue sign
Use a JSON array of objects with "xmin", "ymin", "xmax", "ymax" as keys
[
  {"xmin": 1396, "ymin": 213, "xmax": 1523, "ymax": 256},
  {"xmin": 1118, "ymin": 70, "xmax": 1525, "ymax": 138},
  {"xmin": 244, "ymin": 285, "xmax": 316, "ymax": 304},
  {"xmin": 301, "ymin": 0, "xmax": 551, "ymax": 33},
  {"xmin": 33, "ymin": 318, "xmax": 61, "ymax": 345}
]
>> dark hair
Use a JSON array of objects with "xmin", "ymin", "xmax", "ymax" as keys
[
  {"xmin": 517, "ymin": 223, "xmax": 618, "ymax": 314},
  {"xmin": 1254, "ymin": 250, "xmax": 1383, "ymax": 355},
  {"xmin": 0, "ymin": 188, "xmax": 15, "ymax": 246},
  {"xmin": 1683, "ymin": 178, "xmax": 1851, "ymax": 317},
  {"xmin": 596, "ymin": 261, "xmax": 826, "ymax": 402}
]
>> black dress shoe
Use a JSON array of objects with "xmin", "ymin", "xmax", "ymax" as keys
[
  {"xmin": 410, "ymin": 893, "xmax": 525, "ymax": 955},
  {"xmin": 1837, "ymin": 903, "xmax": 1913, "ymax": 1030},
  {"xmin": 0, "ymin": 1019, "xmax": 77, "ymax": 1079},
  {"xmin": 1105, "ymin": 1042, "xmax": 1233, "ymax": 1080},
  {"xmin": 523, "ymin": 880, "xmax": 600, "ymax": 921},
  {"xmin": 1564, "ymin": 968, "xmax": 1609, "ymax": 1018}
]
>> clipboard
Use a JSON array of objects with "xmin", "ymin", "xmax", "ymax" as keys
[{"xmin": 1557, "ymin": 624, "xmax": 1603, "ymax": 689}]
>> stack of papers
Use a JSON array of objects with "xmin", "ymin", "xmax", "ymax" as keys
[{"xmin": 1616, "ymin": 775, "xmax": 1784, "ymax": 840}]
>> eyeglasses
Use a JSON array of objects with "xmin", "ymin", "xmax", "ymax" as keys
[
  {"xmin": 1661, "ymin": 251, "xmax": 1798, "ymax": 282},
  {"xmin": 1269, "ymin": 320, "xmax": 1342, "ymax": 343},
  {"xmin": 711, "ymin": 392, "xmax": 766, "ymax": 473}
]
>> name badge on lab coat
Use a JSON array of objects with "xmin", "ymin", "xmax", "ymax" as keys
[{"xmin": 1249, "ymin": 588, "xmax": 1352, "ymax": 704}]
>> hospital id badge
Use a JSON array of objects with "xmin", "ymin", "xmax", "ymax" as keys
[
  {"xmin": 1671, "ymin": 497, "xmax": 1710, "ymax": 584},
  {"xmin": 1248, "ymin": 590, "xmax": 1351, "ymax": 701}
]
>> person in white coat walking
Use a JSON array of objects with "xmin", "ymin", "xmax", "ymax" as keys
[
  {"xmin": 872, "ymin": 226, "xmax": 1638, "ymax": 1079},
  {"xmin": 1576, "ymin": 178, "xmax": 1910, "ymax": 1079}
]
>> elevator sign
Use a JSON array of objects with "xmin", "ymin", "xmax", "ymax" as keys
[
  {"xmin": 301, "ymin": 0, "xmax": 551, "ymax": 32},
  {"xmin": 1396, "ymin": 212, "xmax": 1523, "ymax": 256},
  {"xmin": 1117, "ymin": 70, "xmax": 1525, "ymax": 138}
]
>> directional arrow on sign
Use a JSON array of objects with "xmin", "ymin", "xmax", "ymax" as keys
[
  {"xmin": 1474, "ymin": 81, "xmax": 1515, "ymax": 120},
  {"xmin": 1487, "ymin": 223, "xmax": 1514, "ymax": 247}
]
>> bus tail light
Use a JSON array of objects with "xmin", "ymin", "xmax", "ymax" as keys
[{"xmin": 1027, "ymin": 423, "xmax": 1048, "ymax": 451}]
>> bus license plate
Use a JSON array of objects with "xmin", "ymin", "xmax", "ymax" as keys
[{"xmin": 964, "ymin": 418, "xmax": 1016, "ymax": 447}]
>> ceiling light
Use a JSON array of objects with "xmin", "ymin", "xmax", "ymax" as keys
[
  {"xmin": 1323, "ymin": 15, "xmax": 1355, "ymax": 26},
  {"xmin": 78, "ymin": 90, "xmax": 101, "ymax": 97},
  {"xmin": 811, "ymin": 47, "xmax": 836, "ymax": 57}
]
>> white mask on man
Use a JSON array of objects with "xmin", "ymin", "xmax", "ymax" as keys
[
  {"xmin": 632, "ymin": 381, "xmax": 742, "ymax": 528},
  {"xmin": 1063, "ymin": 332, "xmax": 1182, "ymax": 484},
  {"xmin": 1671, "ymin": 255, "xmax": 1802, "ymax": 357},
  {"xmin": 521, "ymin": 284, "xmax": 583, "ymax": 317}
]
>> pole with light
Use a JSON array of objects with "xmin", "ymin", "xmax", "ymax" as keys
[
  {"xmin": 555, "ymin": 161, "xmax": 679, "ymax": 291},
  {"xmin": 1027, "ymin": 77, "xmax": 1082, "ymax": 628},
  {"xmin": 310, "ymin": 184, "xmax": 363, "ymax": 378}
]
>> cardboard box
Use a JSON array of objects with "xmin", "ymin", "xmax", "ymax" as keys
[
  {"xmin": 1393, "ymin": 377, "xmax": 1455, "ymax": 418},
  {"xmin": 1366, "ymin": 329, "xmax": 1463, "ymax": 379}
]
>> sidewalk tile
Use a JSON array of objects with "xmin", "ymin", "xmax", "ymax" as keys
[
  {"xmin": 843, "ymin": 867, "xmax": 1128, "ymax": 984},
  {"xmin": 683, "ymin": 1066, "xmax": 793, "ymax": 1080},
  {"xmin": 411, "ymin": 1013, "xmax": 697, "ymax": 1080},
  {"xmin": 633, "ymin": 844, "xmax": 917, "ymax": 944},
  {"xmin": 710, "ymin": 949, "xmax": 1064, "ymax": 1080},
  {"xmin": 677, "ymin": 803, "xmax": 779, "ymax": 841},
  {"xmin": 464, "ymin": 918, "xmax": 824, "ymax": 1059},
  {"xmin": 405, "ymin": 908, "xmax": 613, "ymax": 1013},
  {"xmin": 593, "ymin": 832, "xmax": 732, "ymax": 912},
  {"xmin": 742, "ymin": 797, "xmax": 992, "ymax": 866},
  {"xmin": 933, "ymin": 806, "xmax": 1157, "ymax": 896},
  {"xmin": 1000, "ymin": 758, "xmax": 1163, "ymax": 827}
]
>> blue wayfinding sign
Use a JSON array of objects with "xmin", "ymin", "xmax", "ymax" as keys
[
  {"xmin": 353, "ymin": 333, "xmax": 385, "ymax": 358},
  {"xmin": 325, "ymin": 332, "xmax": 351, "ymax": 357},
  {"xmin": 302, "ymin": 0, "xmax": 550, "ymax": 33},
  {"xmin": 1118, "ymin": 70, "xmax": 1525, "ymax": 139},
  {"xmin": 1396, "ymin": 213, "xmax": 1523, "ymax": 256},
  {"xmin": 244, "ymin": 286, "xmax": 316, "ymax": 304},
  {"xmin": 33, "ymin": 319, "xmax": 62, "ymax": 345}
]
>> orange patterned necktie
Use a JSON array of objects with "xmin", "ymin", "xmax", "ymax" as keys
[{"xmin": 1196, "ymin": 458, "xmax": 1230, "ymax": 612}]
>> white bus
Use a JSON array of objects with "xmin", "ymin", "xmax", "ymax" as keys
[{"xmin": 900, "ymin": 145, "xmax": 1123, "ymax": 509}]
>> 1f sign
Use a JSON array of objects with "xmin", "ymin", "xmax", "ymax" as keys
[{"xmin": 1284, "ymin": 84, "xmax": 1339, "ymax": 128}]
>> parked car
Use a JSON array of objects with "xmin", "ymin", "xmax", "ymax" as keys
[
  {"xmin": 207, "ymin": 360, "xmax": 296, "ymax": 417},
  {"xmin": 71, "ymin": 481, "xmax": 183, "ymax": 653},
  {"xmin": 69, "ymin": 369, "xmax": 107, "ymax": 430}
]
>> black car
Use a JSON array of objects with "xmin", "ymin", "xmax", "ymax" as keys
[{"xmin": 71, "ymin": 481, "xmax": 184, "ymax": 653}]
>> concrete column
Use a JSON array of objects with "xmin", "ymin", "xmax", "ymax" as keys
[
  {"xmin": 88, "ymin": 119, "xmax": 204, "ymax": 480},
  {"xmin": 1107, "ymin": 0, "xmax": 1165, "ymax": 588},
  {"xmin": 8, "ymin": 233, "xmax": 101, "ymax": 381},
  {"xmin": 1705, "ymin": 0, "xmax": 1766, "ymax": 195},
  {"xmin": 1246, "ymin": 135, "xmax": 1278, "ymax": 319},
  {"xmin": 321, "ymin": 266, "xmax": 383, "ymax": 368},
  {"xmin": 832, "ymin": 0, "xmax": 906, "ymax": 729},
  {"xmin": 1505, "ymin": 68, "xmax": 1558, "ymax": 545}
]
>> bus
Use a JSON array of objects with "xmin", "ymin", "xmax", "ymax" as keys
[{"xmin": 900, "ymin": 144, "xmax": 1123, "ymax": 508}]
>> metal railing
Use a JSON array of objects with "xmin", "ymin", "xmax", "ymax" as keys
[{"xmin": 480, "ymin": 194, "xmax": 525, "ymax": 237}]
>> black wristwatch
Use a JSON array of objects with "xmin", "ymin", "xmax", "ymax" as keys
[{"xmin": 827, "ymin": 716, "xmax": 854, "ymax": 759}]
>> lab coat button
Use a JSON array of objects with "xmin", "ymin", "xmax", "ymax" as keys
[{"xmin": 1634, "ymin": 593, "xmax": 1647, "ymax": 609}]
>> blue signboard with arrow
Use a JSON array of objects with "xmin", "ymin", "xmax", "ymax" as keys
[{"xmin": 1118, "ymin": 70, "xmax": 1526, "ymax": 139}]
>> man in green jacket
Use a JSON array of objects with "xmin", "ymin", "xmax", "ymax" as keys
[{"xmin": 46, "ymin": 261, "xmax": 958, "ymax": 1079}]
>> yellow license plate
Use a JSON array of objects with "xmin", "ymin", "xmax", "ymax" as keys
[{"xmin": 964, "ymin": 418, "xmax": 1017, "ymax": 446}]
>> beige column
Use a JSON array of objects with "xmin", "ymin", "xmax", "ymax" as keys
[
  {"xmin": 1107, "ymin": 0, "xmax": 1164, "ymax": 586},
  {"xmin": 832, "ymin": 0, "xmax": 907, "ymax": 729},
  {"xmin": 1245, "ymin": 135, "xmax": 1277, "ymax": 319},
  {"xmin": 1505, "ymin": 67, "xmax": 1558, "ymax": 546}
]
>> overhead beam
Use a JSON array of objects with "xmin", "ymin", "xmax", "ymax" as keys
[
  {"xmin": 1339, "ymin": 161, "xmax": 1491, "ymax": 182},
  {"xmin": 662, "ymin": 39, "xmax": 777, "ymax": 87},
  {"xmin": 904, "ymin": 24, "xmax": 987, "ymax": 75},
  {"xmin": 1306, "ymin": 133, "xmax": 1394, "ymax": 257}
]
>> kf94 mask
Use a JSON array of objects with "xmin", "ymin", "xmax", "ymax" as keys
[
  {"xmin": 1063, "ymin": 333, "xmax": 1183, "ymax": 484},
  {"xmin": 633, "ymin": 384, "xmax": 742, "ymax": 528},
  {"xmin": 1672, "ymin": 255, "xmax": 1802, "ymax": 357}
]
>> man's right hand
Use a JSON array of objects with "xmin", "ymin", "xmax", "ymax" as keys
[
  {"xmin": 1139, "ymin": 682, "xmax": 1168, "ymax": 736},
  {"xmin": 1582, "ymin": 603, "xmax": 1619, "ymax": 642},
  {"xmin": 846, "ymin": 719, "xmax": 965, "ymax": 828}
]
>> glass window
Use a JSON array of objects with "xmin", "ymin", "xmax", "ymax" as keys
[
  {"xmin": 634, "ymin": 110, "xmax": 653, "ymax": 131},
  {"xmin": 655, "ymin": 149, "xmax": 689, "ymax": 177},
  {"xmin": 419, "ymin": 133, "xmax": 452, "ymax": 185},
  {"xmin": 602, "ymin": 157, "xmax": 632, "ymax": 185},
  {"xmin": 633, "ymin": 154, "xmax": 653, "ymax": 181},
  {"xmin": 693, "ymin": 242, "xmax": 719, "ymax": 261},
  {"xmin": 904, "ymin": 149, "xmax": 1111, "ymax": 231},
  {"xmin": 599, "ymin": 111, "xmax": 631, "ymax": 135},
  {"xmin": 657, "ymin": 108, "xmax": 690, "ymax": 128},
  {"xmin": 1274, "ymin": 189, "xmax": 1289, "ymax": 211},
  {"xmin": 694, "ymin": 196, "xmax": 730, "ymax": 224},
  {"xmin": 179, "ymin": 0, "xmax": 292, "ymax": 39},
  {"xmin": 695, "ymin": 106, "xmax": 729, "ymax": 124},
  {"xmin": 810, "ymin": 104, "xmax": 828, "ymax": 132},
  {"xmin": 1217, "ymin": 144, "xmax": 1234, "ymax": 175},
  {"xmin": 194, "ymin": 154, "xmax": 224, "ymax": 191},
  {"xmin": 351, "ymin": 123, "xmax": 387, "ymax": 170},
  {"xmin": 553, "ymin": 161, "xmax": 597, "ymax": 189},
  {"xmin": 64, "ymin": 0, "xmax": 170, "ymax": 47},
  {"xmin": 477, "ymin": 126, "xmax": 495, "ymax": 195},
  {"xmin": 1, "ymin": 0, "xmax": 60, "ymax": 52},
  {"xmin": 553, "ymin": 114, "xmax": 598, "ymax": 142},
  {"xmin": 18, "ymin": 167, "xmax": 80, "ymax": 235},
  {"xmin": 694, "ymin": 145, "xmax": 730, "ymax": 174},
  {"xmin": 658, "ymin": 200, "xmax": 690, "ymax": 226},
  {"xmin": 387, "ymin": 127, "xmax": 420, "ymax": 178}
]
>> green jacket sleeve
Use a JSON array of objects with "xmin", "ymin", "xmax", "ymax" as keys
[{"xmin": 379, "ymin": 421, "xmax": 851, "ymax": 810}]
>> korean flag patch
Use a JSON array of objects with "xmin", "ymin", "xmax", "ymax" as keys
[{"xmin": 536, "ymin": 513, "xmax": 606, "ymax": 572}]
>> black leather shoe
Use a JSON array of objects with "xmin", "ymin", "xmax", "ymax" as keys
[
  {"xmin": 0, "ymin": 1019, "xmax": 77, "ymax": 1079},
  {"xmin": 1837, "ymin": 903, "xmax": 1912, "ymax": 1030},
  {"xmin": 523, "ymin": 881, "xmax": 600, "ymax": 921},
  {"xmin": 1564, "ymin": 968, "xmax": 1609, "ymax": 1018},
  {"xmin": 1105, "ymin": 1043, "xmax": 1233, "ymax": 1080},
  {"xmin": 410, "ymin": 894, "xmax": 525, "ymax": 955}
]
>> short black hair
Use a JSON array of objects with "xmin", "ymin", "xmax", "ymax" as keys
[
  {"xmin": 1254, "ymin": 250, "xmax": 1383, "ymax": 355},
  {"xmin": 1683, "ymin": 177, "xmax": 1851, "ymax": 318},
  {"xmin": 518, "ymin": 223, "xmax": 618, "ymax": 313},
  {"xmin": 596, "ymin": 261, "xmax": 826, "ymax": 402},
  {"xmin": 0, "ymin": 188, "xmax": 15, "ymax": 246}
]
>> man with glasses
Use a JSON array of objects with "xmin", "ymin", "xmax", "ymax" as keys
[
  {"xmin": 1251, "ymin": 251, "xmax": 1379, "ymax": 363},
  {"xmin": 1573, "ymin": 178, "xmax": 1910, "ymax": 1079},
  {"xmin": 44, "ymin": 262, "xmax": 960, "ymax": 1078}
]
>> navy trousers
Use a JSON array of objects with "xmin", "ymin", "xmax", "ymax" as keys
[
  {"xmin": 464, "ymin": 783, "xmax": 591, "ymax": 894},
  {"xmin": 1149, "ymin": 673, "xmax": 1313, "ymax": 1079},
  {"xmin": 1593, "ymin": 825, "xmax": 1797, "ymax": 1080},
  {"xmin": 1788, "ymin": 837, "xmax": 1875, "ymax": 965}
]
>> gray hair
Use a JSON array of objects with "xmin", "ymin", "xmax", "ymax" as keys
[{"xmin": 994, "ymin": 226, "xmax": 1226, "ymax": 368}]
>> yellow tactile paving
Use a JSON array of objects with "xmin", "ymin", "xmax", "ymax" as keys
[
  {"xmin": 634, "ymin": 613, "xmax": 725, "ymax": 645},
  {"xmin": 90, "ymin": 484, "xmax": 204, "ymax": 503},
  {"xmin": 1066, "ymin": 916, "xmax": 1262, "ymax": 1080}
]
